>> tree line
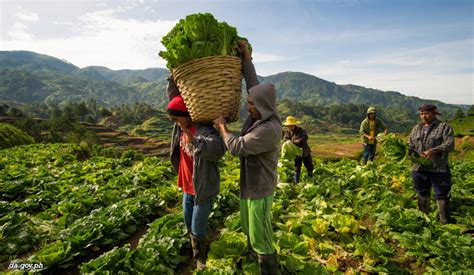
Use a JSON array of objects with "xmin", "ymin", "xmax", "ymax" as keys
[
  {"xmin": 276, "ymin": 99, "xmax": 473, "ymax": 134},
  {"xmin": 0, "ymin": 100, "xmax": 162, "ymax": 144},
  {"xmin": 1, "ymin": 100, "xmax": 472, "ymax": 143}
]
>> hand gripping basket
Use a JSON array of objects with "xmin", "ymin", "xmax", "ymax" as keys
[{"xmin": 172, "ymin": 55, "xmax": 242, "ymax": 123}]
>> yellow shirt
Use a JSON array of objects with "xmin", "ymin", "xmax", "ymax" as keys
[{"xmin": 368, "ymin": 120, "xmax": 376, "ymax": 144}]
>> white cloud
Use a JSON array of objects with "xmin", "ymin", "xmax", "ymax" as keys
[
  {"xmin": 50, "ymin": 21, "xmax": 75, "ymax": 26},
  {"xmin": 276, "ymin": 28, "xmax": 410, "ymax": 46},
  {"xmin": 5, "ymin": 7, "xmax": 39, "ymax": 41},
  {"xmin": 7, "ymin": 22, "xmax": 34, "ymax": 41},
  {"xmin": 144, "ymin": 6, "xmax": 156, "ymax": 12},
  {"xmin": 365, "ymin": 39, "xmax": 473, "ymax": 70},
  {"xmin": 2, "ymin": 5, "xmax": 293, "ymax": 69},
  {"xmin": 1, "ymin": 2, "xmax": 471, "ymax": 105},
  {"xmin": 253, "ymin": 52, "xmax": 294, "ymax": 63},
  {"xmin": 307, "ymin": 40, "xmax": 474, "ymax": 105},
  {"xmin": 14, "ymin": 10, "xmax": 39, "ymax": 22},
  {"xmin": 2, "ymin": 7, "xmax": 177, "ymax": 69},
  {"xmin": 356, "ymin": 73, "xmax": 471, "ymax": 105}
]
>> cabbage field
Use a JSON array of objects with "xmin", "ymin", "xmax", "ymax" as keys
[{"xmin": 1, "ymin": 142, "xmax": 473, "ymax": 274}]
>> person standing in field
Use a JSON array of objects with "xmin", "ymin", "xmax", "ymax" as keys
[
  {"xmin": 359, "ymin": 106, "xmax": 388, "ymax": 164},
  {"xmin": 283, "ymin": 116, "xmax": 313, "ymax": 183},
  {"xmin": 166, "ymin": 82, "xmax": 226, "ymax": 270},
  {"xmin": 408, "ymin": 104, "xmax": 454, "ymax": 224},
  {"xmin": 213, "ymin": 40, "xmax": 280, "ymax": 275}
]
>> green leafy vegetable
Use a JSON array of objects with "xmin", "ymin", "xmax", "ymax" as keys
[
  {"xmin": 379, "ymin": 133, "xmax": 407, "ymax": 161},
  {"xmin": 80, "ymin": 245, "xmax": 130, "ymax": 273},
  {"xmin": 409, "ymin": 155, "xmax": 433, "ymax": 166},
  {"xmin": 159, "ymin": 13, "xmax": 250, "ymax": 69},
  {"xmin": 208, "ymin": 231, "xmax": 247, "ymax": 260},
  {"xmin": 281, "ymin": 140, "xmax": 303, "ymax": 161}
]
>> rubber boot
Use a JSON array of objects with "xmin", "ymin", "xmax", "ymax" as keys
[
  {"xmin": 245, "ymin": 237, "xmax": 257, "ymax": 261},
  {"xmin": 191, "ymin": 235, "xmax": 207, "ymax": 270},
  {"xmin": 258, "ymin": 253, "xmax": 278, "ymax": 275},
  {"xmin": 437, "ymin": 199, "xmax": 449, "ymax": 224},
  {"xmin": 293, "ymin": 172, "xmax": 300, "ymax": 184},
  {"xmin": 417, "ymin": 193, "xmax": 430, "ymax": 214}
]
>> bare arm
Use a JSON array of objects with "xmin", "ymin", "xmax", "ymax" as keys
[{"xmin": 238, "ymin": 40, "xmax": 259, "ymax": 91}]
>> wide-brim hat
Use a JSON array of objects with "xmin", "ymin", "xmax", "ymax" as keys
[{"xmin": 283, "ymin": 116, "xmax": 301, "ymax": 126}]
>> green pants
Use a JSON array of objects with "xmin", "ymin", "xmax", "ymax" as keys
[{"xmin": 240, "ymin": 194, "xmax": 275, "ymax": 255}]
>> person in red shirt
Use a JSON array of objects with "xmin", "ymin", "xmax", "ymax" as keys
[{"xmin": 167, "ymin": 94, "xmax": 226, "ymax": 270}]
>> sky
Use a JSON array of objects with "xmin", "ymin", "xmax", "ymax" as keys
[{"xmin": 0, "ymin": 0, "xmax": 473, "ymax": 105}]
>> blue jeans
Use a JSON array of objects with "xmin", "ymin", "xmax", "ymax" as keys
[
  {"xmin": 412, "ymin": 171, "xmax": 452, "ymax": 200},
  {"xmin": 183, "ymin": 193, "xmax": 213, "ymax": 239},
  {"xmin": 362, "ymin": 143, "xmax": 376, "ymax": 163}
]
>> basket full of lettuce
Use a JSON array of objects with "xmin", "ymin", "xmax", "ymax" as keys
[{"xmin": 159, "ymin": 13, "xmax": 250, "ymax": 123}]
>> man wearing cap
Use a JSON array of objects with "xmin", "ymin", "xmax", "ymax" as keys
[
  {"xmin": 408, "ymin": 104, "xmax": 454, "ymax": 224},
  {"xmin": 166, "ymin": 92, "xmax": 226, "ymax": 269},
  {"xmin": 359, "ymin": 107, "xmax": 388, "ymax": 164},
  {"xmin": 283, "ymin": 116, "xmax": 313, "ymax": 183},
  {"xmin": 213, "ymin": 40, "xmax": 279, "ymax": 274}
]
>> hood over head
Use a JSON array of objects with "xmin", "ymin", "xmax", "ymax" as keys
[{"xmin": 248, "ymin": 83, "xmax": 281, "ymax": 122}]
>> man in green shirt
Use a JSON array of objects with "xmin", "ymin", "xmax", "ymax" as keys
[{"xmin": 359, "ymin": 107, "xmax": 388, "ymax": 164}]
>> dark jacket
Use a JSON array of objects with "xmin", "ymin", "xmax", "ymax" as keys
[
  {"xmin": 224, "ymin": 59, "xmax": 282, "ymax": 199},
  {"xmin": 170, "ymin": 124, "xmax": 226, "ymax": 205},
  {"xmin": 283, "ymin": 126, "xmax": 311, "ymax": 157},
  {"xmin": 408, "ymin": 118, "xmax": 454, "ymax": 172},
  {"xmin": 167, "ymin": 77, "xmax": 226, "ymax": 205}
]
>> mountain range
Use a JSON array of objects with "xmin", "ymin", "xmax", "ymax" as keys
[{"xmin": 0, "ymin": 50, "xmax": 466, "ymax": 121}]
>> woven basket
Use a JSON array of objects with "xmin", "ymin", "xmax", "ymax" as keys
[{"xmin": 172, "ymin": 55, "xmax": 242, "ymax": 123}]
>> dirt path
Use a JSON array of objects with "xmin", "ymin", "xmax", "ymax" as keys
[
  {"xmin": 311, "ymin": 137, "xmax": 469, "ymax": 159},
  {"xmin": 312, "ymin": 142, "xmax": 363, "ymax": 159}
]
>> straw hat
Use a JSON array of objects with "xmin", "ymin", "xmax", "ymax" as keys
[
  {"xmin": 283, "ymin": 116, "xmax": 301, "ymax": 126},
  {"xmin": 367, "ymin": 107, "xmax": 376, "ymax": 114}
]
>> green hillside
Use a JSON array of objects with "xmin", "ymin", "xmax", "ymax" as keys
[
  {"xmin": 0, "ymin": 67, "xmax": 138, "ymax": 106},
  {"xmin": 261, "ymin": 72, "xmax": 464, "ymax": 117},
  {"xmin": 0, "ymin": 50, "xmax": 469, "ymax": 132},
  {"xmin": 131, "ymin": 113, "xmax": 173, "ymax": 140},
  {"xmin": 0, "ymin": 51, "xmax": 169, "ymax": 108},
  {"xmin": 450, "ymin": 116, "xmax": 474, "ymax": 136},
  {"xmin": 0, "ymin": 50, "xmax": 78, "ymax": 73},
  {"xmin": 79, "ymin": 66, "xmax": 169, "ymax": 85}
]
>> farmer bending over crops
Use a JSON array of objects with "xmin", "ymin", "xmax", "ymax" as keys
[
  {"xmin": 213, "ymin": 40, "xmax": 280, "ymax": 275},
  {"xmin": 283, "ymin": 116, "xmax": 313, "ymax": 183},
  {"xmin": 167, "ymin": 90, "xmax": 226, "ymax": 269},
  {"xmin": 359, "ymin": 106, "xmax": 388, "ymax": 164},
  {"xmin": 408, "ymin": 104, "xmax": 454, "ymax": 224}
]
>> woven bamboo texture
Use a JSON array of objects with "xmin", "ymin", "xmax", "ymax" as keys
[{"xmin": 172, "ymin": 55, "xmax": 242, "ymax": 123}]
